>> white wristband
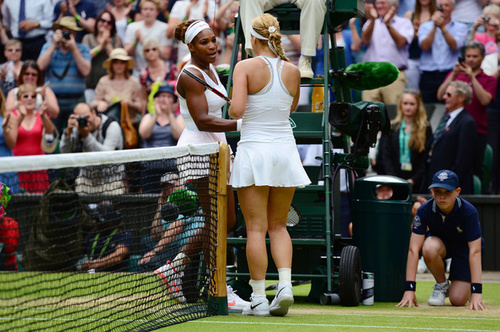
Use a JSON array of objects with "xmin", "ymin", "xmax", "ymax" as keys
[{"xmin": 236, "ymin": 119, "xmax": 242, "ymax": 131}]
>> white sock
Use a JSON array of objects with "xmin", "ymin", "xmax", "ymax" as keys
[
  {"xmin": 438, "ymin": 281, "xmax": 448, "ymax": 287},
  {"xmin": 171, "ymin": 252, "xmax": 188, "ymax": 272},
  {"xmin": 251, "ymin": 279, "xmax": 266, "ymax": 297},
  {"xmin": 278, "ymin": 268, "xmax": 292, "ymax": 284}
]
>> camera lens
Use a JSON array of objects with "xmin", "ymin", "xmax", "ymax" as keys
[
  {"xmin": 63, "ymin": 31, "xmax": 71, "ymax": 40},
  {"xmin": 77, "ymin": 116, "xmax": 88, "ymax": 128}
]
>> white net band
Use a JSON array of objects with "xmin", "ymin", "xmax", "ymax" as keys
[{"xmin": 1, "ymin": 143, "xmax": 220, "ymax": 173}]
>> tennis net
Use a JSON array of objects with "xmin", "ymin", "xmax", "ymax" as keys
[{"xmin": 0, "ymin": 142, "xmax": 229, "ymax": 331}]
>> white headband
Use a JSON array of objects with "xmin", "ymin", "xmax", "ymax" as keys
[
  {"xmin": 185, "ymin": 20, "xmax": 211, "ymax": 44},
  {"xmin": 250, "ymin": 25, "xmax": 278, "ymax": 56}
]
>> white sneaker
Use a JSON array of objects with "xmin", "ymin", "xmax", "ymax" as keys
[
  {"xmin": 428, "ymin": 282, "xmax": 449, "ymax": 306},
  {"xmin": 298, "ymin": 56, "xmax": 314, "ymax": 79},
  {"xmin": 227, "ymin": 285, "xmax": 250, "ymax": 312},
  {"xmin": 417, "ymin": 256, "xmax": 428, "ymax": 273},
  {"xmin": 154, "ymin": 261, "xmax": 186, "ymax": 303},
  {"xmin": 269, "ymin": 282, "xmax": 294, "ymax": 316},
  {"xmin": 242, "ymin": 294, "xmax": 270, "ymax": 316}
]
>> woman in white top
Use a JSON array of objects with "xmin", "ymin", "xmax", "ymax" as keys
[
  {"xmin": 174, "ymin": 19, "xmax": 239, "ymax": 230},
  {"xmin": 124, "ymin": 0, "xmax": 171, "ymax": 77},
  {"xmin": 152, "ymin": 19, "xmax": 248, "ymax": 311},
  {"xmin": 229, "ymin": 13, "xmax": 310, "ymax": 317},
  {"xmin": 109, "ymin": 0, "xmax": 133, "ymax": 42}
]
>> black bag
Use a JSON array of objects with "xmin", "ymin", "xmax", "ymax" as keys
[
  {"xmin": 22, "ymin": 180, "xmax": 88, "ymax": 271},
  {"xmin": 104, "ymin": 101, "xmax": 139, "ymax": 149}
]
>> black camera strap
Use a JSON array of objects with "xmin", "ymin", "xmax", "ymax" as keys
[{"xmin": 51, "ymin": 58, "xmax": 72, "ymax": 80}]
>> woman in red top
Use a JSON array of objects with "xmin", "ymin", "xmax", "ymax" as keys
[{"xmin": 9, "ymin": 84, "xmax": 56, "ymax": 193}]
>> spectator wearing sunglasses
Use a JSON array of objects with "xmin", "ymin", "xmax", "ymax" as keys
[
  {"xmin": 0, "ymin": 39, "xmax": 23, "ymax": 97},
  {"xmin": 82, "ymin": 9, "xmax": 123, "ymax": 105},
  {"xmin": 140, "ymin": 37, "xmax": 177, "ymax": 99},
  {"xmin": 5, "ymin": 60, "xmax": 60, "ymax": 120},
  {"xmin": 8, "ymin": 84, "xmax": 56, "ymax": 193}
]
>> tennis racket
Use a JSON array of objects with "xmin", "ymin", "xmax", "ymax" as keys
[
  {"xmin": 183, "ymin": 69, "xmax": 232, "ymax": 104},
  {"xmin": 287, "ymin": 203, "xmax": 302, "ymax": 227}
]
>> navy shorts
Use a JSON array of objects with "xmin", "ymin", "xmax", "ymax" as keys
[{"xmin": 426, "ymin": 232, "xmax": 485, "ymax": 282}]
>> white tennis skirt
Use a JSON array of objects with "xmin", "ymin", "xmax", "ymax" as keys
[
  {"xmin": 177, "ymin": 129, "xmax": 231, "ymax": 183},
  {"xmin": 231, "ymin": 141, "xmax": 311, "ymax": 188}
]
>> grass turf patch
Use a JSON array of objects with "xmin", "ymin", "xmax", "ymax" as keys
[{"xmin": 162, "ymin": 281, "xmax": 500, "ymax": 332}]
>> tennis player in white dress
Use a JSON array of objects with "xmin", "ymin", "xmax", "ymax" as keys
[
  {"xmin": 152, "ymin": 19, "xmax": 248, "ymax": 312},
  {"xmin": 229, "ymin": 14, "xmax": 311, "ymax": 317}
]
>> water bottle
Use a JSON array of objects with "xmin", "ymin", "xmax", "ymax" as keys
[
  {"xmin": 5, "ymin": 61, "xmax": 15, "ymax": 83},
  {"xmin": 311, "ymin": 75, "xmax": 324, "ymax": 113},
  {"xmin": 3, "ymin": 61, "xmax": 16, "ymax": 95}
]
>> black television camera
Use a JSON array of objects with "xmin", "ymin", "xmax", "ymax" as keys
[{"xmin": 329, "ymin": 101, "xmax": 391, "ymax": 156}]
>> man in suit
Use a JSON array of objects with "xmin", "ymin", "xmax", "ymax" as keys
[{"xmin": 426, "ymin": 81, "xmax": 477, "ymax": 194}]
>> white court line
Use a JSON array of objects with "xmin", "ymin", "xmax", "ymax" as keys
[
  {"xmin": 292, "ymin": 312, "xmax": 500, "ymax": 321},
  {"xmin": 189, "ymin": 321, "xmax": 497, "ymax": 331},
  {"xmin": 2, "ymin": 310, "xmax": 499, "ymax": 322},
  {"xmin": 1, "ymin": 316, "xmax": 497, "ymax": 331}
]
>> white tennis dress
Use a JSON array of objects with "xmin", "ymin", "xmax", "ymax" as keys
[
  {"xmin": 231, "ymin": 56, "xmax": 311, "ymax": 188},
  {"xmin": 177, "ymin": 63, "xmax": 228, "ymax": 145},
  {"xmin": 176, "ymin": 63, "xmax": 229, "ymax": 180}
]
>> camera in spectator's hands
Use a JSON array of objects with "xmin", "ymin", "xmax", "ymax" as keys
[
  {"xmin": 483, "ymin": 17, "xmax": 491, "ymax": 23},
  {"xmin": 437, "ymin": 5, "xmax": 443, "ymax": 12},
  {"xmin": 62, "ymin": 30, "xmax": 71, "ymax": 40},
  {"xmin": 77, "ymin": 116, "xmax": 88, "ymax": 128}
]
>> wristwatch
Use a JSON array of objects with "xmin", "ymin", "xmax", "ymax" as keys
[{"xmin": 153, "ymin": 247, "xmax": 160, "ymax": 254}]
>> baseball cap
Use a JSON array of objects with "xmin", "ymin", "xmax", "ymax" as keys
[
  {"xmin": 154, "ymin": 82, "xmax": 178, "ymax": 102},
  {"xmin": 428, "ymin": 170, "xmax": 460, "ymax": 191}
]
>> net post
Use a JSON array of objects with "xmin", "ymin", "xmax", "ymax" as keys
[{"xmin": 209, "ymin": 142, "xmax": 229, "ymax": 315}]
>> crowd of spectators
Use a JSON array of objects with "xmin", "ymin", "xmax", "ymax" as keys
[{"xmin": 0, "ymin": 0, "xmax": 499, "ymax": 195}]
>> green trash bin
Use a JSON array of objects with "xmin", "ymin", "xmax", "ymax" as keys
[{"xmin": 352, "ymin": 175, "xmax": 412, "ymax": 302}]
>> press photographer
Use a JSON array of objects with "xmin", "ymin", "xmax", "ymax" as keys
[
  {"xmin": 60, "ymin": 103, "xmax": 125, "ymax": 195},
  {"xmin": 36, "ymin": 16, "xmax": 91, "ymax": 136},
  {"xmin": 60, "ymin": 103, "xmax": 123, "ymax": 152}
]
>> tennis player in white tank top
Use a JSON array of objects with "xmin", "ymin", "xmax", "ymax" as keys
[
  {"xmin": 229, "ymin": 14, "xmax": 310, "ymax": 317},
  {"xmin": 157, "ymin": 19, "xmax": 249, "ymax": 312}
]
